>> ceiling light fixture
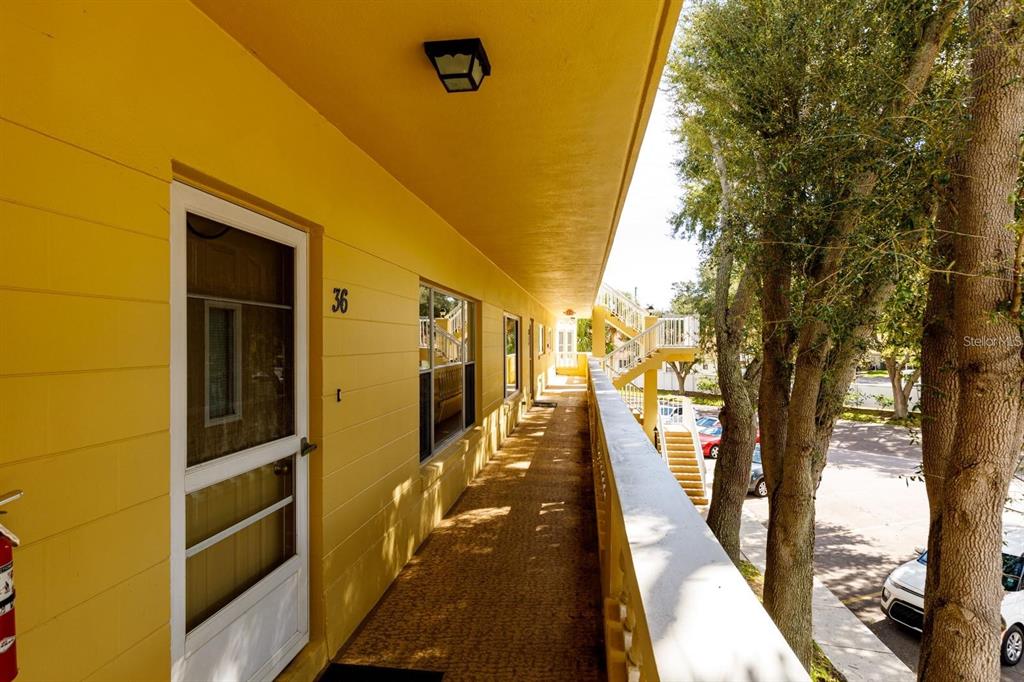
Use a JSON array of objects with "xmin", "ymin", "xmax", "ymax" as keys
[{"xmin": 423, "ymin": 38, "xmax": 491, "ymax": 93}]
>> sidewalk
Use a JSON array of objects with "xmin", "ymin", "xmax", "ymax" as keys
[{"xmin": 739, "ymin": 510, "xmax": 915, "ymax": 682}]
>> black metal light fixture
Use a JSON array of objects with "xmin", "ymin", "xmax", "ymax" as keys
[
  {"xmin": 423, "ymin": 38, "xmax": 491, "ymax": 93},
  {"xmin": 646, "ymin": 305, "xmax": 655, "ymax": 315}
]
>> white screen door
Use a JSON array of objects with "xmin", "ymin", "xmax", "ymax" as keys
[{"xmin": 170, "ymin": 182, "xmax": 309, "ymax": 682}]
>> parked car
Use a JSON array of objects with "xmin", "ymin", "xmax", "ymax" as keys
[
  {"xmin": 699, "ymin": 423, "xmax": 760, "ymax": 459},
  {"xmin": 748, "ymin": 444, "xmax": 767, "ymax": 497},
  {"xmin": 881, "ymin": 525, "xmax": 1024, "ymax": 666},
  {"xmin": 696, "ymin": 415, "xmax": 719, "ymax": 430},
  {"xmin": 699, "ymin": 424, "xmax": 724, "ymax": 458}
]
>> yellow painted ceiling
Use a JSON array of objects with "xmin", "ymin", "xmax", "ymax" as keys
[{"xmin": 192, "ymin": 0, "xmax": 681, "ymax": 314}]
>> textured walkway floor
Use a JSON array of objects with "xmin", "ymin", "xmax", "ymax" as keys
[{"xmin": 336, "ymin": 377, "xmax": 605, "ymax": 681}]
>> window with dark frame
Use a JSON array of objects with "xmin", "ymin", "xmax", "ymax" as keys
[
  {"xmin": 419, "ymin": 284, "xmax": 476, "ymax": 461},
  {"xmin": 504, "ymin": 314, "xmax": 520, "ymax": 398}
]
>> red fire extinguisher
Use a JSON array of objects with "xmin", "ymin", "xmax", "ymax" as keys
[{"xmin": 0, "ymin": 490, "xmax": 22, "ymax": 682}]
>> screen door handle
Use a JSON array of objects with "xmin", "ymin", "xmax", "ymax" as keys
[{"xmin": 300, "ymin": 437, "xmax": 318, "ymax": 457}]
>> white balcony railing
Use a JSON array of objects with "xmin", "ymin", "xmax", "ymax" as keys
[
  {"xmin": 603, "ymin": 316, "xmax": 699, "ymax": 380},
  {"xmin": 587, "ymin": 359, "xmax": 808, "ymax": 682},
  {"xmin": 596, "ymin": 283, "xmax": 647, "ymax": 333},
  {"xmin": 618, "ymin": 381, "xmax": 644, "ymax": 414}
]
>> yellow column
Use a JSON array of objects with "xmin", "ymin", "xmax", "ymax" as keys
[
  {"xmin": 592, "ymin": 306, "xmax": 608, "ymax": 359},
  {"xmin": 642, "ymin": 314, "xmax": 659, "ymax": 443}
]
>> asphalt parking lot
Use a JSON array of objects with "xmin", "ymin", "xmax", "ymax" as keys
[{"xmin": 696, "ymin": 407, "xmax": 1024, "ymax": 681}]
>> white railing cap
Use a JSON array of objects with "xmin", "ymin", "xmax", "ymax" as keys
[{"xmin": 589, "ymin": 360, "xmax": 809, "ymax": 682}]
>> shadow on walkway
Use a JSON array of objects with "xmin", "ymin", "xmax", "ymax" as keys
[{"xmin": 336, "ymin": 377, "xmax": 605, "ymax": 681}]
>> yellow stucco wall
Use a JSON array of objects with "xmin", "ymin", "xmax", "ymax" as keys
[{"xmin": 0, "ymin": 2, "xmax": 558, "ymax": 680}]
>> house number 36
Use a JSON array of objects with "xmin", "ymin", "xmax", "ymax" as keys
[{"xmin": 331, "ymin": 288, "xmax": 349, "ymax": 314}]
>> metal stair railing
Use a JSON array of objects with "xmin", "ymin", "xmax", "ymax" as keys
[
  {"xmin": 433, "ymin": 325, "xmax": 463, "ymax": 364},
  {"xmin": 603, "ymin": 317, "xmax": 699, "ymax": 380},
  {"xmin": 596, "ymin": 283, "xmax": 647, "ymax": 333},
  {"xmin": 655, "ymin": 410, "xmax": 669, "ymax": 465},
  {"xmin": 419, "ymin": 317, "xmax": 464, "ymax": 364},
  {"xmin": 618, "ymin": 380, "xmax": 644, "ymax": 414},
  {"xmin": 444, "ymin": 301, "xmax": 465, "ymax": 338},
  {"xmin": 418, "ymin": 318, "xmax": 431, "ymax": 349},
  {"xmin": 680, "ymin": 399, "xmax": 708, "ymax": 495}
]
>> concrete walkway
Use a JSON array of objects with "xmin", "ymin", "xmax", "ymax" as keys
[
  {"xmin": 336, "ymin": 378, "xmax": 604, "ymax": 681},
  {"xmin": 740, "ymin": 510, "xmax": 915, "ymax": 682}
]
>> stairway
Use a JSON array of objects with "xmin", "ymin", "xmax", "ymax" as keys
[
  {"xmin": 596, "ymin": 284, "xmax": 699, "ymax": 389},
  {"xmin": 595, "ymin": 283, "xmax": 707, "ymax": 504},
  {"xmin": 661, "ymin": 426, "xmax": 709, "ymax": 506},
  {"xmin": 603, "ymin": 317, "xmax": 698, "ymax": 388},
  {"xmin": 595, "ymin": 283, "xmax": 644, "ymax": 337}
]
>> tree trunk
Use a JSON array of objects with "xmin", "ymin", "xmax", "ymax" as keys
[
  {"xmin": 757, "ymin": 235, "xmax": 804, "ymax": 656},
  {"xmin": 885, "ymin": 357, "xmax": 910, "ymax": 418},
  {"xmin": 705, "ymin": 139, "xmax": 761, "ymax": 564},
  {"xmin": 918, "ymin": 172, "xmax": 960, "ymax": 677},
  {"xmin": 763, "ymin": 320, "xmax": 828, "ymax": 669},
  {"xmin": 707, "ymin": 268, "xmax": 758, "ymax": 563},
  {"xmin": 757, "ymin": 5, "xmax": 962, "ymax": 668},
  {"xmin": 812, "ymin": 281, "xmax": 896, "ymax": 477},
  {"xmin": 901, "ymin": 367, "xmax": 922, "ymax": 418},
  {"xmin": 918, "ymin": 2, "xmax": 1024, "ymax": 678},
  {"xmin": 668, "ymin": 361, "xmax": 693, "ymax": 392}
]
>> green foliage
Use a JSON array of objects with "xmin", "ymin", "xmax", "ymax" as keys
[
  {"xmin": 667, "ymin": 0, "xmax": 968, "ymax": 347},
  {"xmin": 575, "ymin": 317, "xmax": 614, "ymax": 354},
  {"xmin": 697, "ymin": 376, "xmax": 720, "ymax": 393},
  {"xmin": 576, "ymin": 318, "xmax": 592, "ymax": 353},
  {"xmin": 669, "ymin": 275, "xmax": 715, "ymax": 355}
]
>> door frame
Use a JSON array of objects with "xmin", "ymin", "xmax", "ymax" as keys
[
  {"xmin": 528, "ymin": 318, "xmax": 535, "ymax": 403},
  {"xmin": 169, "ymin": 181, "xmax": 310, "ymax": 681}
]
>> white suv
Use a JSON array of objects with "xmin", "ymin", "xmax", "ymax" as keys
[{"xmin": 881, "ymin": 525, "xmax": 1024, "ymax": 666}]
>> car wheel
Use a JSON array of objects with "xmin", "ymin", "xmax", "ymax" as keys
[
  {"xmin": 708, "ymin": 445, "xmax": 719, "ymax": 459},
  {"xmin": 754, "ymin": 478, "xmax": 768, "ymax": 498},
  {"xmin": 1002, "ymin": 624, "xmax": 1023, "ymax": 666}
]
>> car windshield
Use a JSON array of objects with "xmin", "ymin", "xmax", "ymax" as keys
[
  {"xmin": 1003, "ymin": 553, "xmax": 1024, "ymax": 591},
  {"xmin": 752, "ymin": 446, "xmax": 761, "ymax": 464},
  {"xmin": 920, "ymin": 550, "xmax": 1024, "ymax": 591}
]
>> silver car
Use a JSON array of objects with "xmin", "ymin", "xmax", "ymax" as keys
[{"xmin": 748, "ymin": 444, "xmax": 767, "ymax": 497}]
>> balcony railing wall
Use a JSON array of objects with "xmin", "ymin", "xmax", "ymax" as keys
[{"xmin": 587, "ymin": 359, "xmax": 808, "ymax": 682}]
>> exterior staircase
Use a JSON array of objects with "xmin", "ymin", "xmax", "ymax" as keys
[
  {"xmin": 594, "ymin": 282, "xmax": 707, "ymax": 505},
  {"xmin": 660, "ymin": 425, "xmax": 709, "ymax": 506},
  {"xmin": 603, "ymin": 316, "xmax": 699, "ymax": 388},
  {"xmin": 595, "ymin": 283, "xmax": 644, "ymax": 337},
  {"xmin": 596, "ymin": 284, "xmax": 699, "ymax": 389}
]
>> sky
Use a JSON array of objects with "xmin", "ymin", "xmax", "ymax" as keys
[{"xmin": 603, "ymin": 85, "xmax": 701, "ymax": 311}]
